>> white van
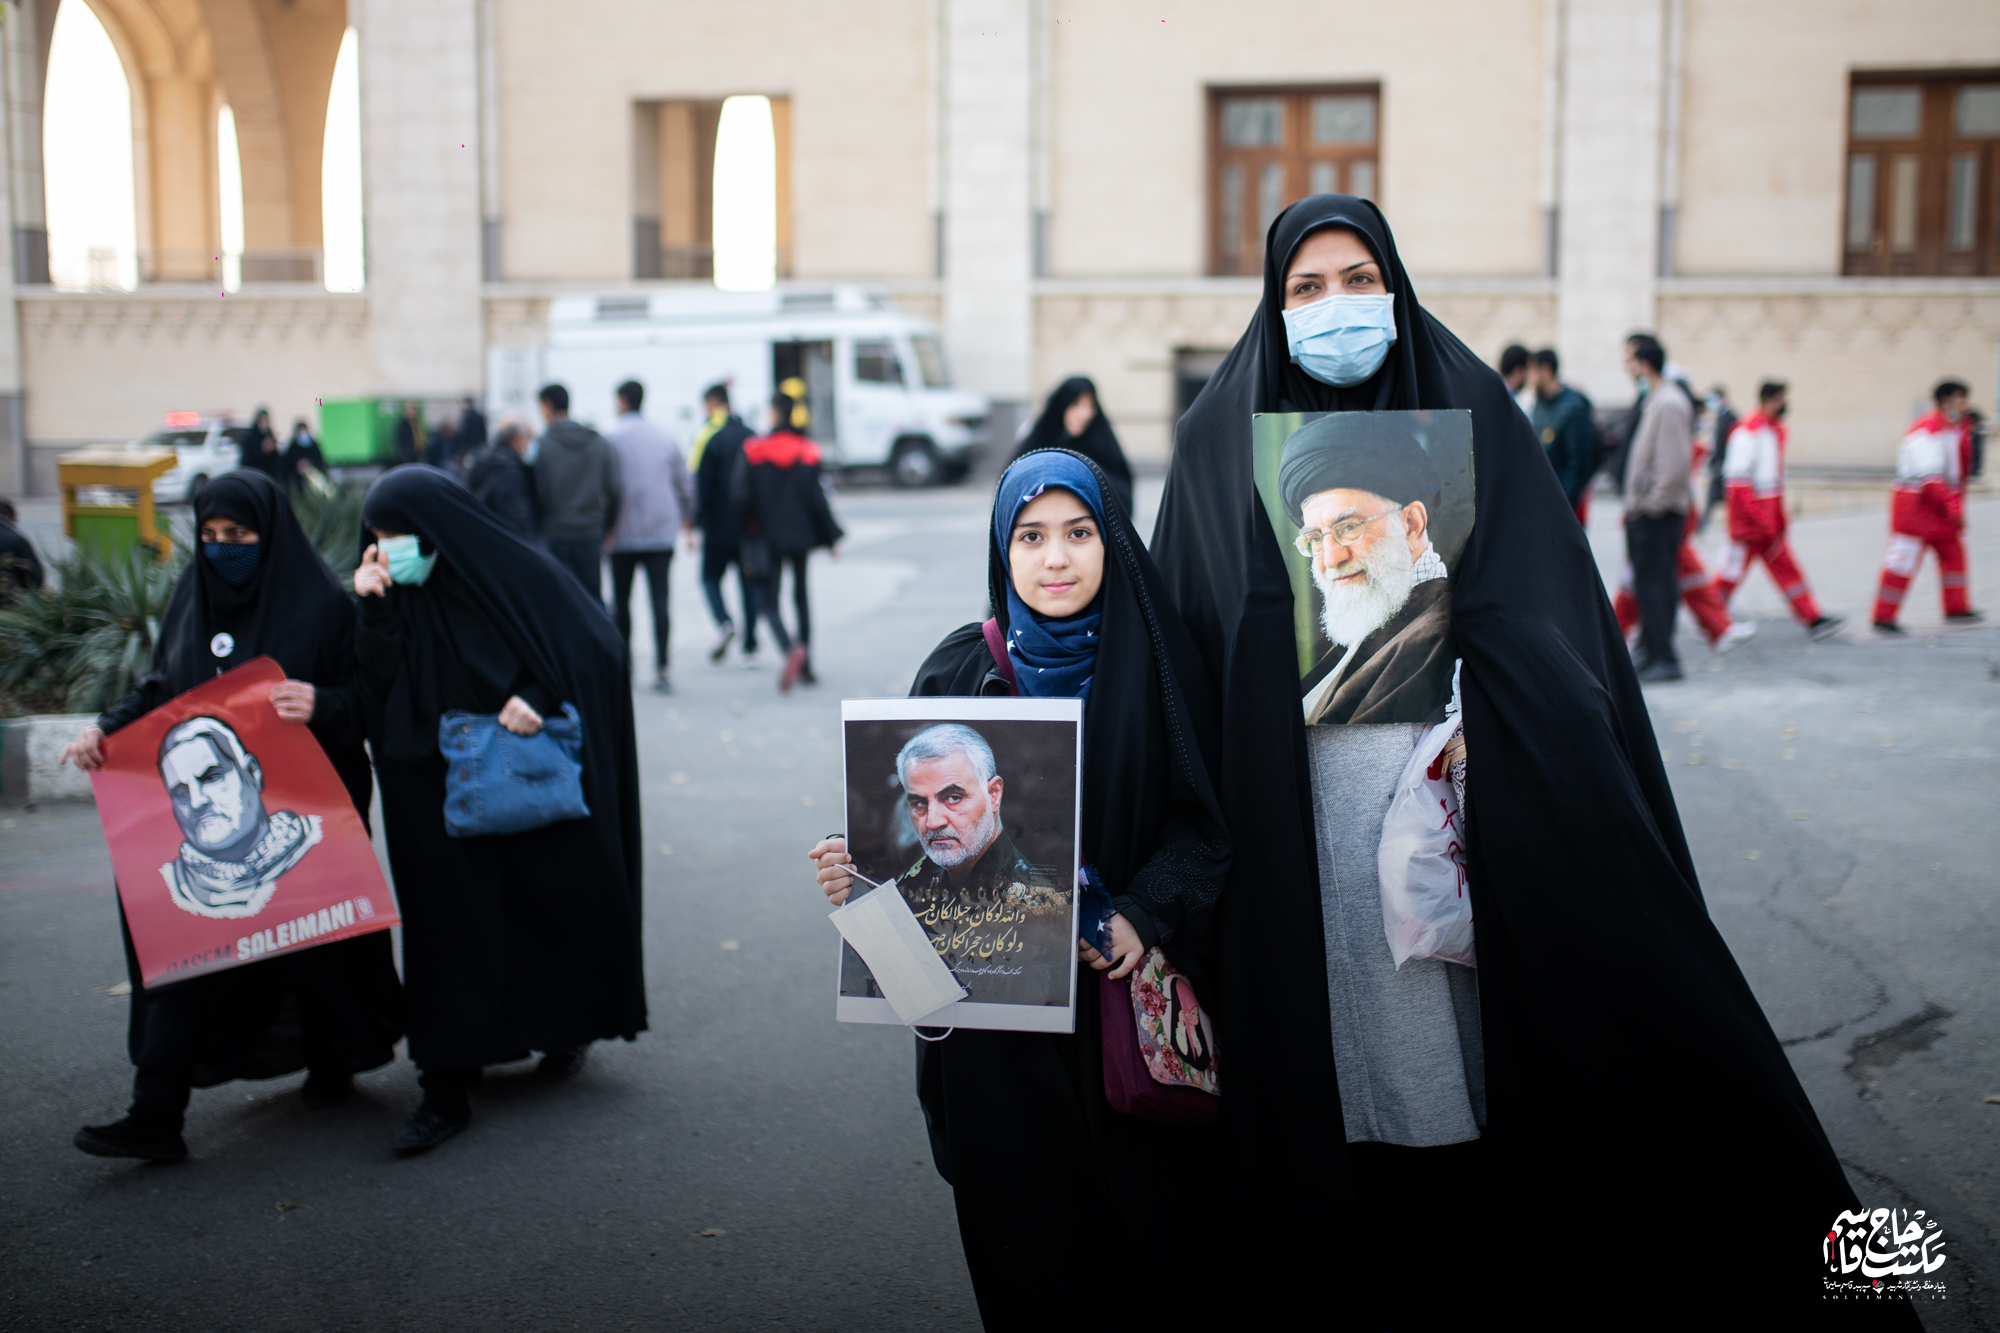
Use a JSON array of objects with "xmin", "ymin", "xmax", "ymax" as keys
[{"xmin": 493, "ymin": 285, "xmax": 991, "ymax": 487}]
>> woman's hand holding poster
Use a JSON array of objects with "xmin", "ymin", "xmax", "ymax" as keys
[{"xmin": 89, "ymin": 656, "xmax": 399, "ymax": 988}]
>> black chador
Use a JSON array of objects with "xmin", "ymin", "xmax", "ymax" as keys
[
  {"xmin": 905, "ymin": 449, "xmax": 1230, "ymax": 1327},
  {"xmin": 77, "ymin": 470, "xmax": 401, "ymax": 1160},
  {"xmin": 1151, "ymin": 194, "xmax": 1921, "ymax": 1323},
  {"xmin": 356, "ymin": 467, "xmax": 644, "ymax": 1145}
]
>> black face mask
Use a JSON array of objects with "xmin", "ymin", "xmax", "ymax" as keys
[
  {"xmin": 1773, "ymin": 403, "xmax": 1789, "ymax": 420},
  {"xmin": 202, "ymin": 541, "xmax": 263, "ymax": 586}
]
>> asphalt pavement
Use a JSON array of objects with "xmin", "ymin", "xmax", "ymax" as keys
[{"xmin": 1, "ymin": 478, "xmax": 1995, "ymax": 1330}]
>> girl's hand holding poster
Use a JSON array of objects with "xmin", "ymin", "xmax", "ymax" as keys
[{"xmin": 89, "ymin": 656, "xmax": 399, "ymax": 988}]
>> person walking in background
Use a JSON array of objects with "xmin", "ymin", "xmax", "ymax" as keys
[
  {"xmin": 1497, "ymin": 344, "xmax": 1533, "ymax": 421},
  {"xmin": 426, "ymin": 415, "xmax": 458, "ymax": 472},
  {"xmin": 1698, "ymin": 385, "xmax": 1738, "ymax": 530},
  {"xmin": 1621, "ymin": 334, "xmax": 1698, "ymax": 681},
  {"xmin": 605, "ymin": 380, "xmax": 695, "ymax": 693},
  {"xmin": 735, "ymin": 391, "xmax": 843, "ymax": 692},
  {"xmin": 1527, "ymin": 348, "xmax": 1596, "ymax": 521},
  {"xmin": 352, "ymin": 467, "xmax": 646, "ymax": 1154},
  {"xmin": 241, "ymin": 407, "xmax": 284, "ymax": 483},
  {"xmin": 1008, "ymin": 376, "xmax": 1135, "ymax": 518},
  {"xmin": 691, "ymin": 383, "xmax": 761, "ymax": 667},
  {"xmin": 1873, "ymin": 379, "xmax": 1983, "ymax": 632},
  {"xmin": 394, "ymin": 401, "xmax": 425, "ymax": 468},
  {"xmin": 532, "ymin": 383, "xmax": 622, "ymax": 608},
  {"xmin": 456, "ymin": 396, "xmax": 487, "ymax": 456},
  {"xmin": 1712, "ymin": 382, "xmax": 1842, "ymax": 640},
  {"xmin": 283, "ymin": 419, "xmax": 329, "ymax": 490},
  {"xmin": 464, "ymin": 419, "xmax": 537, "ymax": 540}
]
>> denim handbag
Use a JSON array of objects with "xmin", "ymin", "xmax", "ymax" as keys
[{"xmin": 438, "ymin": 703, "xmax": 590, "ymax": 838}]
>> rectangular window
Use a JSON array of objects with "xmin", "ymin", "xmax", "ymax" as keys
[
  {"xmin": 1844, "ymin": 72, "xmax": 2000, "ymax": 276},
  {"xmin": 1210, "ymin": 85, "xmax": 1379, "ymax": 276},
  {"xmin": 853, "ymin": 338, "xmax": 904, "ymax": 385}
]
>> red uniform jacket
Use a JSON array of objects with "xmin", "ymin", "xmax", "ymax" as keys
[
  {"xmin": 1891, "ymin": 409, "xmax": 1972, "ymax": 541},
  {"xmin": 1722, "ymin": 411, "xmax": 1787, "ymax": 546}
]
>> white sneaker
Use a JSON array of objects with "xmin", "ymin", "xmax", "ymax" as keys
[
  {"xmin": 1715, "ymin": 621, "xmax": 1758, "ymax": 653},
  {"xmin": 741, "ymin": 650, "xmax": 762, "ymax": 670}
]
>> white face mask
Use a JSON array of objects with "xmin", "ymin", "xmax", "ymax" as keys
[{"xmin": 1281, "ymin": 294, "xmax": 1398, "ymax": 387}]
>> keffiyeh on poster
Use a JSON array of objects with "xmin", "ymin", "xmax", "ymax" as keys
[
  {"xmin": 1252, "ymin": 410, "xmax": 1474, "ymax": 725},
  {"xmin": 836, "ymin": 697, "xmax": 1082, "ymax": 1034},
  {"xmin": 88, "ymin": 657, "xmax": 400, "ymax": 988}
]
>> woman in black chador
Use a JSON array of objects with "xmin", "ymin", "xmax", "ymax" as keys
[
  {"xmin": 353, "ymin": 466, "xmax": 644, "ymax": 1153},
  {"xmin": 1007, "ymin": 376, "xmax": 1135, "ymax": 519},
  {"xmin": 63, "ymin": 469, "xmax": 401, "ymax": 1162},
  {"xmin": 1152, "ymin": 194, "xmax": 1921, "ymax": 1324},
  {"xmin": 808, "ymin": 450, "xmax": 1229, "ymax": 1328}
]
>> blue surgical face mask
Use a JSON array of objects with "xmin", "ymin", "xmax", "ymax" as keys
[
  {"xmin": 378, "ymin": 533, "xmax": 437, "ymax": 586},
  {"xmin": 523, "ymin": 437, "xmax": 541, "ymax": 464},
  {"xmin": 202, "ymin": 541, "xmax": 261, "ymax": 587},
  {"xmin": 1281, "ymin": 293, "xmax": 1398, "ymax": 387}
]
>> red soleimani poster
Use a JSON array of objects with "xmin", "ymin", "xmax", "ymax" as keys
[{"xmin": 89, "ymin": 655, "xmax": 398, "ymax": 989}]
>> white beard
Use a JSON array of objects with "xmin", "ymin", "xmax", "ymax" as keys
[
  {"xmin": 923, "ymin": 807, "xmax": 1000, "ymax": 869},
  {"xmin": 1314, "ymin": 535, "xmax": 1417, "ymax": 648}
]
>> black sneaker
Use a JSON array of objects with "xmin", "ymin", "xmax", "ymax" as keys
[
  {"xmin": 1634, "ymin": 659, "xmax": 1684, "ymax": 683},
  {"xmin": 798, "ymin": 658, "xmax": 819, "ymax": 686},
  {"xmin": 1872, "ymin": 620, "xmax": 1907, "ymax": 635},
  {"xmin": 1806, "ymin": 615, "xmax": 1845, "ymax": 642},
  {"xmin": 393, "ymin": 1107, "xmax": 469, "ymax": 1155},
  {"xmin": 74, "ymin": 1117, "xmax": 188, "ymax": 1162},
  {"xmin": 1945, "ymin": 609, "xmax": 1985, "ymax": 623},
  {"xmin": 302, "ymin": 1068, "xmax": 354, "ymax": 1110}
]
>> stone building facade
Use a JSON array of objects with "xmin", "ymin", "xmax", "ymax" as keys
[{"xmin": 2, "ymin": 0, "xmax": 1996, "ymax": 492}]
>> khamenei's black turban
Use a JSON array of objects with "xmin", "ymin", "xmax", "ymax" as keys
[{"xmin": 1277, "ymin": 412, "xmax": 1442, "ymax": 524}]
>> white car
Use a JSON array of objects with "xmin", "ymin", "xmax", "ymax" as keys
[{"xmin": 147, "ymin": 422, "xmax": 248, "ymax": 504}]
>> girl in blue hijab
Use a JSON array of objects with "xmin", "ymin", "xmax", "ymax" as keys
[{"xmin": 806, "ymin": 448, "xmax": 1231, "ymax": 1326}]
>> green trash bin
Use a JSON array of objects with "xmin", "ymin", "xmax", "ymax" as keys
[{"xmin": 319, "ymin": 398, "xmax": 419, "ymax": 466}]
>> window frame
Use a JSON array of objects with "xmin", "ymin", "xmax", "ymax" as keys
[
  {"xmin": 1843, "ymin": 69, "xmax": 2000, "ymax": 277},
  {"xmin": 1207, "ymin": 84, "xmax": 1381, "ymax": 278}
]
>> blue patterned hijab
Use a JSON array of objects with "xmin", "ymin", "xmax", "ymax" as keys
[{"xmin": 992, "ymin": 451, "xmax": 1107, "ymax": 701}]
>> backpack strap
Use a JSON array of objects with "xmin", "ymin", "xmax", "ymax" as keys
[{"xmin": 980, "ymin": 618, "xmax": 1019, "ymax": 696}]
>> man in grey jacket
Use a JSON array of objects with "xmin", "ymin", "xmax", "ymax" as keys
[
  {"xmin": 1621, "ymin": 334, "xmax": 1693, "ymax": 682},
  {"xmin": 605, "ymin": 380, "xmax": 695, "ymax": 691},
  {"xmin": 534, "ymin": 383, "xmax": 623, "ymax": 607}
]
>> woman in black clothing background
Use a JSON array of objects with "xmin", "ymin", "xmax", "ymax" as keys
[
  {"xmin": 1007, "ymin": 377, "xmax": 1135, "ymax": 519},
  {"xmin": 63, "ymin": 470, "xmax": 401, "ymax": 1162},
  {"xmin": 353, "ymin": 466, "xmax": 645, "ymax": 1154}
]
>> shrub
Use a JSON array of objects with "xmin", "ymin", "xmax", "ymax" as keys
[{"xmin": 0, "ymin": 541, "xmax": 184, "ymax": 718}]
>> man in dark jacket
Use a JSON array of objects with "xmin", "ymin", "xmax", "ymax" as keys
[
  {"xmin": 532, "ymin": 383, "xmax": 622, "ymax": 606},
  {"xmin": 735, "ymin": 391, "xmax": 843, "ymax": 691},
  {"xmin": 1527, "ymin": 348, "xmax": 1597, "ymax": 522},
  {"xmin": 691, "ymin": 384, "xmax": 760, "ymax": 665},
  {"xmin": 456, "ymin": 396, "xmax": 488, "ymax": 454},
  {"xmin": 464, "ymin": 420, "xmax": 537, "ymax": 539}
]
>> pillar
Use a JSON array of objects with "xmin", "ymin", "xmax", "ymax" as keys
[
  {"xmin": 941, "ymin": 0, "xmax": 1032, "ymax": 413},
  {"xmin": 355, "ymin": 0, "xmax": 483, "ymax": 395}
]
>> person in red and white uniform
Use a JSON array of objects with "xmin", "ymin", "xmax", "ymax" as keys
[
  {"xmin": 1872, "ymin": 379, "xmax": 1982, "ymax": 632},
  {"xmin": 1712, "ymin": 382, "xmax": 1842, "ymax": 640}
]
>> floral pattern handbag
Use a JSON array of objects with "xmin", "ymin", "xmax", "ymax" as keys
[{"xmin": 1100, "ymin": 947, "xmax": 1219, "ymax": 1126}]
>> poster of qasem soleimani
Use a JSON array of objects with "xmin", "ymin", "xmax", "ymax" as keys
[
  {"xmin": 88, "ymin": 656, "xmax": 399, "ymax": 989},
  {"xmin": 1252, "ymin": 410, "xmax": 1475, "ymax": 725},
  {"xmin": 838, "ymin": 698, "xmax": 1082, "ymax": 1034}
]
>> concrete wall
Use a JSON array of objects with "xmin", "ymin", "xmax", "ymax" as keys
[
  {"xmin": 492, "ymin": 0, "xmax": 934, "ymax": 284},
  {"xmin": 17, "ymin": 289, "xmax": 372, "ymax": 448}
]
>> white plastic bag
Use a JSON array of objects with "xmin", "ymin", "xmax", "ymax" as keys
[{"xmin": 1376, "ymin": 712, "xmax": 1475, "ymax": 970}]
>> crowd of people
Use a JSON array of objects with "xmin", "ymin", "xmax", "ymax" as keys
[
  {"xmin": 1494, "ymin": 333, "xmax": 1982, "ymax": 681},
  {"xmin": 35, "ymin": 188, "xmax": 1976, "ymax": 1324}
]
